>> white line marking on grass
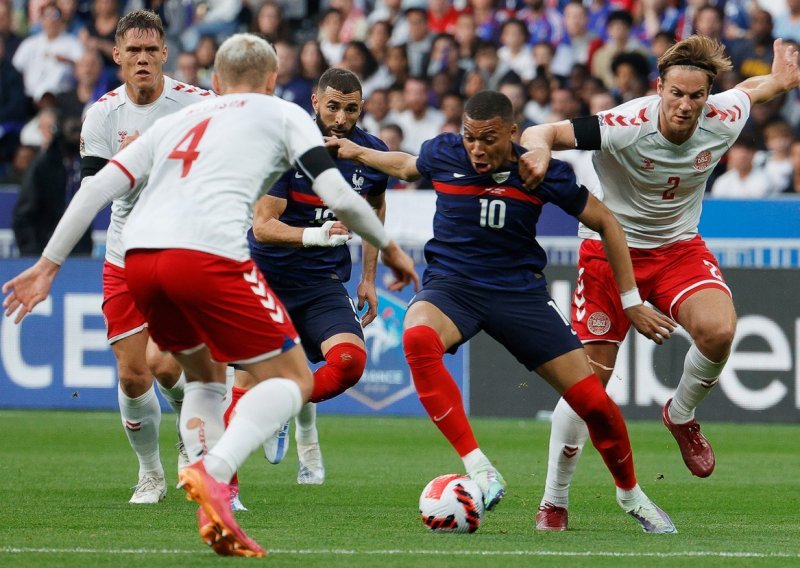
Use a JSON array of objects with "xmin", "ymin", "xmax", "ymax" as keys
[{"xmin": 2, "ymin": 547, "xmax": 800, "ymax": 559}]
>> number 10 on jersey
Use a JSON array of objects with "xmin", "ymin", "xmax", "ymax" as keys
[{"xmin": 479, "ymin": 198, "xmax": 506, "ymax": 228}]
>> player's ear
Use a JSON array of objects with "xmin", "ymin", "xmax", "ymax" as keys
[
  {"xmin": 656, "ymin": 76, "xmax": 663, "ymax": 95},
  {"xmin": 311, "ymin": 92, "xmax": 319, "ymax": 114},
  {"xmin": 162, "ymin": 43, "xmax": 168, "ymax": 64},
  {"xmin": 211, "ymin": 72, "xmax": 222, "ymax": 94},
  {"xmin": 112, "ymin": 45, "xmax": 121, "ymax": 65}
]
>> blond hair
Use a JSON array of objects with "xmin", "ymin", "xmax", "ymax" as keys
[
  {"xmin": 657, "ymin": 35, "xmax": 732, "ymax": 85},
  {"xmin": 214, "ymin": 33, "xmax": 277, "ymax": 90}
]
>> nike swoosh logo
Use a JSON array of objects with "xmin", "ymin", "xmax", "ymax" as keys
[
  {"xmin": 617, "ymin": 451, "xmax": 632, "ymax": 464},
  {"xmin": 453, "ymin": 173, "xmax": 465, "ymax": 178},
  {"xmin": 433, "ymin": 408, "xmax": 453, "ymax": 422},
  {"xmin": 294, "ymin": 171, "xmax": 303, "ymax": 178}
]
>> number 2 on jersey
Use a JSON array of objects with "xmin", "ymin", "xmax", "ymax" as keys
[
  {"xmin": 662, "ymin": 176, "xmax": 680, "ymax": 200},
  {"xmin": 168, "ymin": 117, "xmax": 211, "ymax": 177}
]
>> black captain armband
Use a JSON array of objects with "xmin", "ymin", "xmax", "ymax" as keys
[
  {"xmin": 571, "ymin": 116, "xmax": 602, "ymax": 151},
  {"xmin": 296, "ymin": 146, "xmax": 338, "ymax": 181},
  {"xmin": 81, "ymin": 156, "xmax": 109, "ymax": 180}
]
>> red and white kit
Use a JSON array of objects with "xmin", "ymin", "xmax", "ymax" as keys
[
  {"xmin": 80, "ymin": 76, "xmax": 213, "ymax": 342},
  {"xmin": 573, "ymin": 89, "xmax": 751, "ymax": 341}
]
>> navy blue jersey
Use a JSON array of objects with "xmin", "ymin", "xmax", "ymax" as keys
[
  {"xmin": 416, "ymin": 133, "xmax": 589, "ymax": 291},
  {"xmin": 248, "ymin": 126, "xmax": 389, "ymax": 282}
]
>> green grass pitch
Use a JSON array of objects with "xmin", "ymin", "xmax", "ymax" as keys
[{"xmin": 0, "ymin": 410, "xmax": 798, "ymax": 567}]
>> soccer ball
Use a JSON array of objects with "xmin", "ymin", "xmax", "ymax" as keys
[{"xmin": 419, "ymin": 474, "xmax": 484, "ymax": 534}]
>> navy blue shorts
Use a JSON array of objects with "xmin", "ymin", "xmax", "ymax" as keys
[
  {"xmin": 409, "ymin": 276, "xmax": 583, "ymax": 371},
  {"xmin": 267, "ymin": 275, "xmax": 363, "ymax": 363}
]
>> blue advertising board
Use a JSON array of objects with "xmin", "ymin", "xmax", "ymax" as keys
[{"xmin": 0, "ymin": 256, "xmax": 467, "ymax": 416}]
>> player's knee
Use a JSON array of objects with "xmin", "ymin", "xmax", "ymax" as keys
[
  {"xmin": 403, "ymin": 325, "xmax": 444, "ymax": 365},
  {"xmin": 147, "ymin": 354, "xmax": 181, "ymax": 386},
  {"xmin": 693, "ymin": 323, "xmax": 735, "ymax": 359},
  {"xmin": 117, "ymin": 366, "xmax": 154, "ymax": 398},
  {"xmin": 325, "ymin": 342, "xmax": 367, "ymax": 387}
]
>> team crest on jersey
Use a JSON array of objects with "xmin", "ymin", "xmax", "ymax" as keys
[
  {"xmin": 693, "ymin": 150, "xmax": 712, "ymax": 171},
  {"xmin": 352, "ymin": 170, "xmax": 365, "ymax": 190},
  {"xmin": 587, "ymin": 312, "xmax": 611, "ymax": 336},
  {"xmin": 117, "ymin": 130, "xmax": 128, "ymax": 145},
  {"xmin": 491, "ymin": 171, "xmax": 510, "ymax": 184},
  {"xmin": 641, "ymin": 158, "xmax": 655, "ymax": 171}
]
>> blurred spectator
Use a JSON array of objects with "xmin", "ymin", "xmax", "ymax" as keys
[
  {"xmin": 610, "ymin": 51, "xmax": 650, "ymax": 103},
  {"xmin": 590, "ymin": 9, "xmax": 648, "ymax": 89},
  {"xmin": 518, "ymin": 0, "xmax": 564, "ymax": 46},
  {"xmin": 12, "ymin": 3, "xmax": 83, "ymax": 103},
  {"xmin": 56, "ymin": 0, "xmax": 85, "ymax": 36},
  {"xmin": 675, "ymin": 0, "xmax": 707, "ymax": 41},
  {"xmin": 79, "ymin": 0, "xmax": 118, "ymax": 71},
  {"xmin": 439, "ymin": 91, "xmax": 463, "ymax": 128},
  {"xmin": 383, "ymin": 43, "xmax": 409, "ymax": 85},
  {"xmin": 498, "ymin": 80, "xmax": 533, "ymax": 142},
  {"xmin": 367, "ymin": 19, "xmax": 392, "ymax": 63},
  {"xmin": 394, "ymin": 76, "xmax": 444, "ymax": 153},
  {"xmin": 194, "ymin": 35, "xmax": 218, "ymax": 89},
  {"xmin": 637, "ymin": 0, "xmax": 681, "ymax": 42},
  {"xmin": 0, "ymin": 39, "xmax": 27, "ymax": 164},
  {"xmin": 552, "ymin": 0, "xmax": 599, "ymax": 77},
  {"xmin": 404, "ymin": 7, "xmax": 431, "ymax": 77},
  {"xmin": 710, "ymin": 136, "xmax": 772, "ymax": 199},
  {"xmin": 387, "ymin": 81, "xmax": 405, "ymax": 115},
  {"xmin": 331, "ymin": 0, "xmax": 368, "ymax": 42},
  {"xmin": 453, "ymin": 11, "xmax": 477, "ymax": 65},
  {"xmin": 461, "ymin": 68, "xmax": 487, "ymax": 98},
  {"xmin": 371, "ymin": 0, "xmax": 408, "ymax": 45},
  {"xmin": 692, "ymin": 4, "xmax": 726, "ymax": 46},
  {"xmin": 782, "ymin": 138, "xmax": 800, "ymax": 194},
  {"xmin": 729, "ymin": 8, "xmax": 774, "ymax": 80},
  {"xmin": 340, "ymin": 40, "xmax": 382, "ymax": 97},
  {"xmin": 274, "ymin": 40, "xmax": 313, "ymax": 113},
  {"xmin": 182, "ymin": 0, "xmax": 242, "ymax": 52},
  {"xmin": 251, "ymin": 0, "xmax": 289, "ymax": 43},
  {"xmin": 755, "ymin": 119, "xmax": 794, "ymax": 193},
  {"xmin": 586, "ymin": 0, "xmax": 612, "ymax": 40},
  {"xmin": 378, "ymin": 122, "xmax": 411, "ymax": 189},
  {"xmin": 12, "ymin": 113, "xmax": 92, "ymax": 255},
  {"xmin": 318, "ymin": 8, "xmax": 346, "ymax": 65},
  {"xmin": 426, "ymin": 33, "xmax": 465, "ymax": 90},
  {"xmin": 0, "ymin": 1, "xmax": 22, "ymax": 60},
  {"xmin": 0, "ymin": 144, "xmax": 36, "ymax": 184},
  {"xmin": 473, "ymin": 39, "xmax": 512, "ymax": 89},
  {"xmin": 54, "ymin": 48, "xmax": 108, "ymax": 121},
  {"xmin": 361, "ymin": 88, "xmax": 393, "ymax": 134},
  {"xmin": 429, "ymin": 0, "xmax": 459, "ymax": 35},
  {"xmin": 174, "ymin": 50, "xmax": 200, "ymax": 86},
  {"xmin": 498, "ymin": 19, "xmax": 535, "ymax": 81},
  {"xmin": 524, "ymin": 74, "xmax": 551, "ymax": 124},
  {"xmin": 774, "ymin": 0, "xmax": 800, "ymax": 44},
  {"xmin": 470, "ymin": 0, "xmax": 503, "ymax": 43},
  {"xmin": 299, "ymin": 39, "xmax": 329, "ymax": 82},
  {"xmin": 532, "ymin": 40, "xmax": 560, "ymax": 82},
  {"xmin": 548, "ymin": 86, "xmax": 581, "ymax": 121}
]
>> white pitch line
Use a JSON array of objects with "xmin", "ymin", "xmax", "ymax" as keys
[{"xmin": 1, "ymin": 547, "xmax": 799, "ymax": 559}]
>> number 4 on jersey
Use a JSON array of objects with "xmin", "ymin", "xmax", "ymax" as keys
[{"xmin": 168, "ymin": 117, "xmax": 211, "ymax": 177}]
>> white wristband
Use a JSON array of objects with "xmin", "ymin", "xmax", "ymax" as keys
[
  {"xmin": 302, "ymin": 220, "xmax": 349, "ymax": 247},
  {"xmin": 620, "ymin": 288, "xmax": 643, "ymax": 310}
]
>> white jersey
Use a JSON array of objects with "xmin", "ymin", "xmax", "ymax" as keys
[
  {"xmin": 80, "ymin": 76, "xmax": 213, "ymax": 266},
  {"xmin": 115, "ymin": 93, "xmax": 323, "ymax": 262},
  {"xmin": 579, "ymin": 89, "xmax": 751, "ymax": 248}
]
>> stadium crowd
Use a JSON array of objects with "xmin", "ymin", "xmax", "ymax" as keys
[{"xmin": 2, "ymin": 0, "xmax": 800, "ymax": 200}]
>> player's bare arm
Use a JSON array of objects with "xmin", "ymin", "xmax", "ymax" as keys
[
  {"xmin": 325, "ymin": 137, "xmax": 422, "ymax": 181},
  {"xmin": 518, "ymin": 120, "xmax": 577, "ymax": 188},
  {"xmin": 577, "ymin": 194, "xmax": 676, "ymax": 344},
  {"xmin": 358, "ymin": 193, "xmax": 386, "ymax": 326},
  {"xmin": 735, "ymin": 38, "xmax": 800, "ymax": 105},
  {"xmin": 252, "ymin": 194, "xmax": 349, "ymax": 247}
]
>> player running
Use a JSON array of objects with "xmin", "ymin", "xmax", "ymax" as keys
[
  {"xmin": 326, "ymin": 90, "xmax": 678, "ymax": 533},
  {"xmin": 3, "ymin": 33, "xmax": 418, "ymax": 556},
  {"xmin": 80, "ymin": 10, "xmax": 215, "ymax": 504},
  {"xmin": 226, "ymin": 67, "xmax": 389, "ymax": 501},
  {"xmin": 519, "ymin": 35, "xmax": 800, "ymax": 530}
]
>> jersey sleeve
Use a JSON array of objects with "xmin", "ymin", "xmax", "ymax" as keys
[
  {"xmin": 283, "ymin": 101, "xmax": 326, "ymax": 165},
  {"xmin": 534, "ymin": 159, "xmax": 589, "ymax": 216},
  {"xmin": 415, "ymin": 135, "xmax": 441, "ymax": 179},
  {"xmin": 707, "ymin": 89, "xmax": 752, "ymax": 144},
  {"xmin": 80, "ymin": 103, "xmax": 113, "ymax": 159},
  {"xmin": 267, "ymin": 170, "xmax": 293, "ymax": 199}
]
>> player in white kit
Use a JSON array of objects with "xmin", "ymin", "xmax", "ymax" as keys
[
  {"xmin": 80, "ymin": 10, "xmax": 214, "ymax": 504},
  {"xmin": 519, "ymin": 35, "xmax": 800, "ymax": 530},
  {"xmin": 3, "ymin": 33, "xmax": 418, "ymax": 557}
]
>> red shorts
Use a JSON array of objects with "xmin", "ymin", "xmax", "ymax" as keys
[
  {"xmin": 572, "ymin": 236, "xmax": 731, "ymax": 343},
  {"xmin": 102, "ymin": 261, "xmax": 147, "ymax": 344},
  {"xmin": 124, "ymin": 249, "xmax": 299, "ymax": 364}
]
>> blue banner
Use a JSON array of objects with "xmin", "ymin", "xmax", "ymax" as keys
[{"xmin": 0, "ymin": 257, "xmax": 466, "ymax": 416}]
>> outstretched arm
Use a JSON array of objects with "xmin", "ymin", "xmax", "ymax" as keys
[
  {"xmin": 518, "ymin": 120, "xmax": 578, "ymax": 188},
  {"xmin": 736, "ymin": 38, "xmax": 800, "ymax": 105},
  {"xmin": 325, "ymin": 137, "xmax": 422, "ymax": 181},
  {"xmin": 577, "ymin": 194, "xmax": 677, "ymax": 344}
]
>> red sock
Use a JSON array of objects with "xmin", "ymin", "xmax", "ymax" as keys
[
  {"xmin": 403, "ymin": 325, "xmax": 477, "ymax": 457},
  {"xmin": 223, "ymin": 385, "xmax": 247, "ymax": 488},
  {"xmin": 563, "ymin": 374, "xmax": 637, "ymax": 490},
  {"xmin": 310, "ymin": 342, "xmax": 367, "ymax": 403}
]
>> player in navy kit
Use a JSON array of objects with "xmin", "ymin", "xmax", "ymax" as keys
[
  {"xmin": 327, "ymin": 90, "xmax": 679, "ymax": 533},
  {"xmin": 225, "ymin": 68, "xmax": 389, "ymax": 498}
]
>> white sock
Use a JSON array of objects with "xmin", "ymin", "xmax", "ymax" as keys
[
  {"xmin": 616, "ymin": 483, "xmax": 645, "ymax": 511},
  {"xmin": 541, "ymin": 397, "xmax": 589, "ymax": 509},
  {"xmin": 205, "ymin": 378, "xmax": 303, "ymax": 484},
  {"xmin": 295, "ymin": 402, "xmax": 318, "ymax": 445},
  {"xmin": 157, "ymin": 372, "xmax": 186, "ymax": 414},
  {"xmin": 670, "ymin": 344, "xmax": 726, "ymax": 424},
  {"xmin": 118, "ymin": 384, "xmax": 163, "ymax": 477},
  {"xmin": 180, "ymin": 381, "xmax": 227, "ymax": 464},
  {"xmin": 462, "ymin": 448, "xmax": 491, "ymax": 475}
]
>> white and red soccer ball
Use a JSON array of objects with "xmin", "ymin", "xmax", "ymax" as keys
[{"xmin": 419, "ymin": 474, "xmax": 485, "ymax": 534}]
